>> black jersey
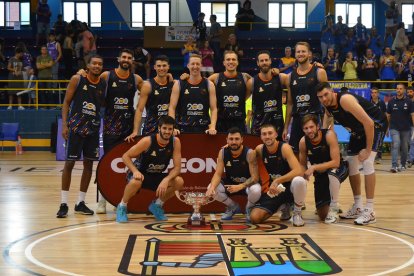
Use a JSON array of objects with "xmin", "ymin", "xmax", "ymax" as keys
[
  {"xmin": 143, "ymin": 78, "xmax": 173, "ymax": 135},
  {"xmin": 305, "ymin": 129, "xmax": 331, "ymax": 165},
  {"xmin": 326, "ymin": 92, "xmax": 388, "ymax": 134},
  {"xmin": 67, "ymin": 76, "xmax": 106, "ymax": 137},
  {"xmin": 290, "ymin": 65, "xmax": 322, "ymax": 116},
  {"xmin": 216, "ymin": 72, "xmax": 246, "ymax": 120},
  {"xmin": 176, "ymin": 78, "xmax": 210, "ymax": 128},
  {"xmin": 262, "ymin": 142, "xmax": 290, "ymax": 182},
  {"xmin": 103, "ymin": 70, "xmax": 136, "ymax": 136},
  {"xmin": 252, "ymin": 74, "xmax": 284, "ymax": 134},
  {"xmin": 134, "ymin": 134, "xmax": 174, "ymax": 174},
  {"xmin": 222, "ymin": 146, "xmax": 251, "ymax": 184}
]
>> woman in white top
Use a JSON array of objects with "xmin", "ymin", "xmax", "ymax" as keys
[{"xmin": 392, "ymin": 22, "xmax": 409, "ymax": 61}]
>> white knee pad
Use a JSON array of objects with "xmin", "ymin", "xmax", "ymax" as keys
[
  {"xmin": 290, "ymin": 176, "xmax": 307, "ymax": 206},
  {"xmin": 362, "ymin": 151, "xmax": 377, "ymax": 175},
  {"xmin": 347, "ymin": 155, "xmax": 360, "ymax": 176},
  {"xmin": 211, "ymin": 183, "xmax": 228, "ymax": 202},
  {"xmin": 246, "ymin": 183, "xmax": 261, "ymax": 205}
]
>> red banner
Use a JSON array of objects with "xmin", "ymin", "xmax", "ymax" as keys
[{"xmin": 97, "ymin": 133, "xmax": 262, "ymax": 212}]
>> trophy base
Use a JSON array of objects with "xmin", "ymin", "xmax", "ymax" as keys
[{"xmin": 187, "ymin": 216, "xmax": 206, "ymax": 226}]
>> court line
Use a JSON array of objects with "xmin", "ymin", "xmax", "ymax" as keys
[{"xmin": 334, "ymin": 224, "xmax": 414, "ymax": 276}]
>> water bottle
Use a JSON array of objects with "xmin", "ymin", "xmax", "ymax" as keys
[{"xmin": 15, "ymin": 135, "xmax": 23, "ymax": 155}]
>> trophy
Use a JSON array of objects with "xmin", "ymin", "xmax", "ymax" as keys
[{"xmin": 175, "ymin": 191, "xmax": 215, "ymax": 226}]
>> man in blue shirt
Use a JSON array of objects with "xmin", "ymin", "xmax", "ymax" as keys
[{"xmin": 386, "ymin": 83, "xmax": 414, "ymax": 172}]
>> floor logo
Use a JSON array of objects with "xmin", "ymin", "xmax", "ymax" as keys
[{"xmin": 118, "ymin": 234, "xmax": 341, "ymax": 275}]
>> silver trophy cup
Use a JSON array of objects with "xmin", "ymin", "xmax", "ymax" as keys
[{"xmin": 175, "ymin": 191, "xmax": 215, "ymax": 225}]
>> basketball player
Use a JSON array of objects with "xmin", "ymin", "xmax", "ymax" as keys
[
  {"xmin": 116, "ymin": 115, "xmax": 184, "ymax": 222},
  {"xmin": 298, "ymin": 114, "xmax": 349, "ymax": 224},
  {"xmin": 250, "ymin": 124, "xmax": 307, "ymax": 226},
  {"xmin": 56, "ymin": 55, "xmax": 106, "ymax": 218},
  {"xmin": 316, "ymin": 82, "xmax": 388, "ymax": 225},
  {"xmin": 205, "ymin": 127, "xmax": 261, "ymax": 221}
]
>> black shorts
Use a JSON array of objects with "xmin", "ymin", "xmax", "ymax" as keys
[
  {"xmin": 313, "ymin": 160, "xmax": 349, "ymax": 208},
  {"xmin": 103, "ymin": 134, "xmax": 127, "ymax": 153},
  {"xmin": 66, "ymin": 130, "xmax": 100, "ymax": 161},
  {"xmin": 179, "ymin": 125, "xmax": 209, "ymax": 133},
  {"xmin": 216, "ymin": 119, "xmax": 246, "ymax": 134},
  {"xmin": 348, "ymin": 127, "xmax": 385, "ymax": 155},
  {"xmin": 126, "ymin": 172, "xmax": 166, "ymax": 191},
  {"xmin": 289, "ymin": 116, "xmax": 305, "ymax": 153},
  {"xmin": 253, "ymin": 183, "xmax": 293, "ymax": 214}
]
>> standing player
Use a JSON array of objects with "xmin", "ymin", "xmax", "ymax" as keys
[
  {"xmin": 168, "ymin": 54, "xmax": 217, "ymax": 134},
  {"xmin": 316, "ymin": 82, "xmax": 388, "ymax": 225},
  {"xmin": 249, "ymin": 124, "xmax": 307, "ymax": 226},
  {"xmin": 299, "ymin": 114, "xmax": 349, "ymax": 224},
  {"xmin": 247, "ymin": 50, "xmax": 289, "ymax": 136},
  {"xmin": 116, "ymin": 116, "xmax": 184, "ymax": 222},
  {"xmin": 283, "ymin": 42, "xmax": 328, "ymax": 153},
  {"xmin": 206, "ymin": 127, "xmax": 261, "ymax": 221},
  {"xmin": 126, "ymin": 55, "xmax": 174, "ymax": 139},
  {"xmin": 56, "ymin": 55, "xmax": 106, "ymax": 218}
]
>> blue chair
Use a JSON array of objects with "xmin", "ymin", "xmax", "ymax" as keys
[{"xmin": 0, "ymin": 123, "xmax": 20, "ymax": 151}]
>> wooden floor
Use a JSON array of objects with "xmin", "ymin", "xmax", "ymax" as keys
[{"xmin": 1, "ymin": 152, "xmax": 413, "ymax": 276}]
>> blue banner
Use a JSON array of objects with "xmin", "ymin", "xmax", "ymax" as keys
[{"xmin": 329, "ymin": 82, "xmax": 371, "ymax": 100}]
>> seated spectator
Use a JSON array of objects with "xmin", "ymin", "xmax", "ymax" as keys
[
  {"xmin": 367, "ymin": 27, "xmax": 383, "ymax": 59},
  {"xmin": 342, "ymin": 51, "xmax": 358, "ymax": 80},
  {"xmin": 133, "ymin": 46, "xmax": 151, "ymax": 80},
  {"xmin": 392, "ymin": 22, "xmax": 409, "ymax": 61},
  {"xmin": 191, "ymin": 12, "xmax": 207, "ymax": 43},
  {"xmin": 224, "ymin": 34, "xmax": 243, "ymax": 59},
  {"xmin": 396, "ymin": 54, "xmax": 411, "ymax": 81},
  {"xmin": 334, "ymin": 15, "xmax": 348, "ymax": 56},
  {"xmin": 379, "ymin": 47, "xmax": 396, "ymax": 89},
  {"xmin": 236, "ymin": 0, "xmax": 255, "ymax": 31},
  {"xmin": 321, "ymin": 16, "xmax": 335, "ymax": 60},
  {"xmin": 36, "ymin": 45, "xmax": 53, "ymax": 108},
  {"xmin": 199, "ymin": 40, "xmax": 214, "ymax": 77},
  {"xmin": 278, "ymin": 46, "xmax": 296, "ymax": 74},
  {"xmin": 360, "ymin": 48, "xmax": 378, "ymax": 82},
  {"xmin": 7, "ymin": 47, "xmax": 25, "ymax": 110},
  {"xmin": 353, "ymin": 16, "xmax": 368, "ymax": 59},
  {"xmin": 182, "ymin": 35, "xmax": 198, "ymax": 69},
  {"xmin": 403, "ymin": 44, "xmax": 414, "ymax": 61},
  {"xmin": 323, "ymin": 47, "xmax": 340, "ymax": 80}
]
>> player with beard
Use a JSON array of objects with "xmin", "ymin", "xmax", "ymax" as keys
[
  {"xmin": 57, "ymin": 55, "xmax": 106, "ymax": 218},
  {"xmin": 298, "ymin": 114, "xmax": 349, "ymax": 224},
  {"xmin": 206, "ymin": 127, "xmax": 261, "ymax": 221},
  {"xmin": 247, "ymin": 50, "xmax": 289, "ymax": 136},
  {"xmin": 116, "ymin": 116, "xmax": 184, "ymax": 222},
  {"xmin": 283, "ymin": 42, "xmax": 328, "ymax": 153},
  {"xmin": 250, "ymin": 124, "xmax": 307, "ymax": 226},
  {"xmin": 125, "ymin": 55, "xmax": 175, "ymax": 138},
  {"xmin": 169, "ymin": 54, "xmax": 218, "ymax": 134},
  {"xmin": 316, "ymin": 82, "xmax": 388, "ymax": 225}
]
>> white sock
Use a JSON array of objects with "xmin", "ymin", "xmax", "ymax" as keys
[
  {"xmin": 354, "ymin": 195, "xmax": 363, "ymax": 207},
  {"xmin": 366, "ymin": 199, "xmax": 374, "ymax": 210},
  {"xmin": 77, "ymin": 191, "xmax": 86, "ymax": 205},
  {"xmin": 328, "ymin": 175, "xmax": 340, "ymax": 208},
  {"xmin": 120, "ymin": 200, "xmax": 127, "ymax": 206},
  {"xmin": 98, "ymin": 192, "xmax": 106, "ymax": 202},
  {"xmin": 155, "ymin": 198, "xmax": 164, "ymax": 206},
  {"xmin": 61, "ymin": 190, "xmax": 69, "ymax": 204}
]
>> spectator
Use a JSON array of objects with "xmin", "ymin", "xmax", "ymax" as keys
[
  {"xmin": 342, "ymin": 28, "xmax": 356, "ymax": 61},
  {"xmin": 62, "ymin": 31, "xmax": 75, "ymax": 79},
  {"xmin": 0, "ymin": 39, "xmax": 6, "ymax": 105},
  {"xmin": 74, "ymin": 33, "xmax": 84, "ymax": 69},
  {"xmin": 342, "ymin": 51, "xmax": 358, "ymax": 80},
  {"xmin": 182, "ymin": 35, "xmax": 198, "ymax": 69},
  {"xmin": 191, "ymin": 12, "xmax": 207, "ymax": 43},
  {"xmin": 323, "ymin": 47, "xmax": 340, "ymax": 80},
  {"xmin": 16, "ymin": 42, "xmax": 33, "ymax": 70},
  {"xmin": 366, "ymin": 27, "xmax": 383, "ymax": 59},
  {"xmin": 36, "ymin": 45, "xmax": 53, "ymax": 108},
  {"xmin": 384, "ymin": 1, "xmax": 399, "ymax": 45},
  {"xmin": 370, "ymin": 87, "xmax": 386, "ymax": 164},
  {"xmin": 236, "ymin": 0, "xmax": 255, "ymax": 31},
  {"xmin": 47, "ymin": 32, "xmax": 63, "ymax": 106},
  {"xmin": 404, "ymin": 44, "xmax": 414, "ymax": 61},
  {"xmin": 334, "ymin": 15, "xmax": 348, "ymax": 57},
  {"xmin": 407, "ymin": 86, "xmax": 414, "ymax": 168},
  {"xmin": 224, "ymin": 34, "xmax": 243, "ymax": 61},
  {"xmin": 199, "ymin": 40, "xmax": 214, "ymax": 77},
  {"xmin": 208, "ymin": 14, "xmax": 222, "ymax": 71},
  {"xmin": 7, "ymin": 47, "xmax": 24, "ymax": 110},
  {"xmin": 379, "ymin": 47, "xmax": 396, "ymax": 89},
  {"xmin": 396, "ymin": 54, "xmax": 411, "ymax": 81},
  {"xmin": 81, "ymin": 23, "xmax": 96, "ymax": 66},
  {"xmin": 16, "ymin": 67, "xmax": 37, "ymax": 108},
  {"xmin": 353, "ymin": 16, "xmax": 368, "ymax": 59},
  {"xmin": 278, "ymin": 46, "xmax": 296, "ymax": 74},
  {"xmin": 53, "ymin": 14, "xmax": 68, "ymax": 45},
  {"xmin": 392, "ymin": 22, "xmax": 409, "ymax": 61},
  {"xmin": 321, "ymin": 16, "xmax": 335, "ymax": 60},
  {"xmin": 360, "ymin": 48, "xmax": 378, "ymax": 82},
  {"xmin": 133, "ymin": 46, "xmax": 151, "ymax": 80},
  {"xmin": 36, "ymin": 0, "xmax": 51, "ymax": 46}
]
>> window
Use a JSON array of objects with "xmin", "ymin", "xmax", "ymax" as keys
[
  {"xmin": 131, "ymin": 1, "xmax": 170, "ymax": 27},
  {"xmin": 63, "ymin": 1, "xmax": 102, "ymax": 28},
  {"xmin": 200, "ymin": 2, "xmax": 239, "ymax": 27},
  {"xmin": 268, "ymin": 2, "xmax": 307, "ymax": 29},
  {"xmin": 335, "ymin": 3, "xmax": 373, "ymax": 28},
  {"xmin": 401, "ymin": 4, "xmax": 414, "ymax": 31},
  {"xmin": 0, "ymin": 1, "xmax": 30, "ymax": 27}
]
